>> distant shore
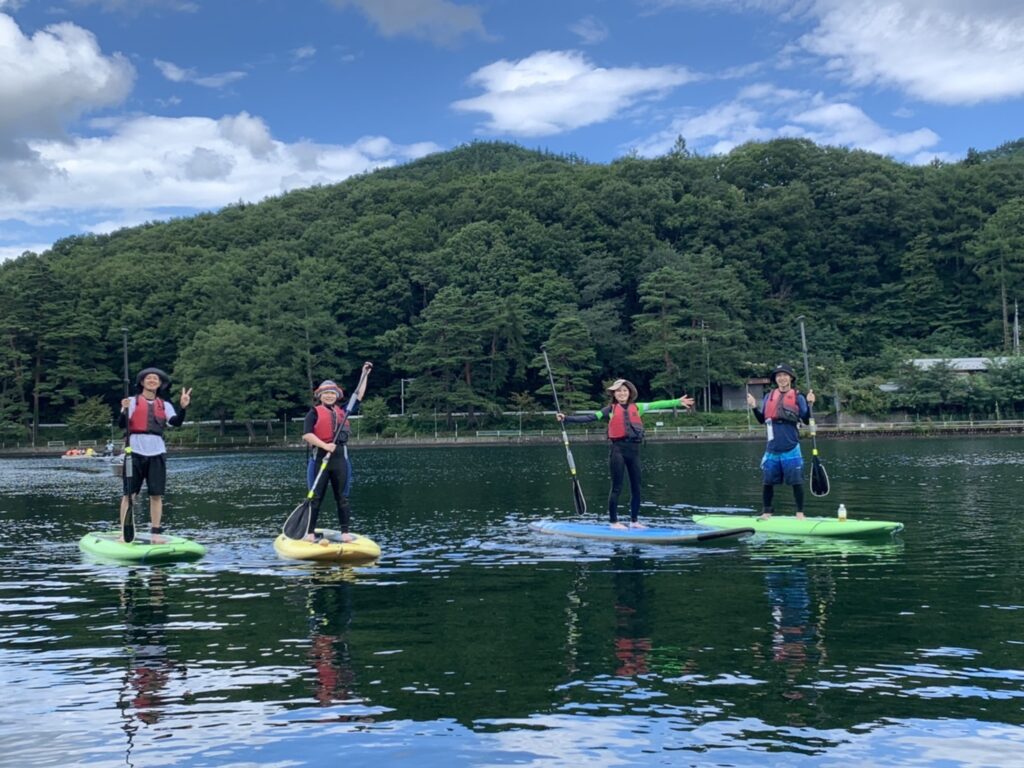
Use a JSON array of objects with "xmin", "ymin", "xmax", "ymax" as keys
[{"xmin": 3, "ymin": 418, "xmax": 1024, "ymax": 459}]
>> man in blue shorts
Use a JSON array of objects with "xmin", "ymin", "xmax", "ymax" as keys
[{"xmin": 746, "ymin": 364, "xmax": 815, "ymax": 519}]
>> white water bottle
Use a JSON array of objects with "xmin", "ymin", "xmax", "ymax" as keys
[{"xmin": 837, "ymin": 503, "xmax": 847, "ymax": 522}]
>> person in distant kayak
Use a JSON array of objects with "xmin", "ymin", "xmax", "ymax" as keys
[
  {"xmin": 557, "ymin": 379, "xmax": 694, "ymax": 529},
  {"xmin": 119, "ymin": 368, "xmax": 192, "ymax": 541},
  {"xmin": 301, "ymin": 362, "xmax": 373, "ymax": 543},
  {"xmin": 746, "ymin": 364, "xmax": 815, "ymax": 519}
]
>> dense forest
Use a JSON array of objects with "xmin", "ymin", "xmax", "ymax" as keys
[{"xmin": 2, "ymin": 137, "xmax": 1024, "ymax": 441}]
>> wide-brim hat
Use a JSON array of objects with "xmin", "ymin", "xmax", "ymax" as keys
[
  {"xmin": 314, "ymin": 380, "xmax": 343, "ymax": 400},
  {"xmin": 770, "ymin": 364, "xmax": 797, "ymax": 384},
  {"xmin": 135, "ymin": 367, "xmax": 171, "ymax": 393},
  {"xmin": 607, "ymin": 378, "xmax": 638, "ymax": 400}
]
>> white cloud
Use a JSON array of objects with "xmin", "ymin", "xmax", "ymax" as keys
[
  {"xmin": 452, "ymin": 50, "xmax": 699, "ymax": 136},
  {"xmin": 792, "ymin": 101, "xmax": 938, "ymax": 155},
  {"xmin": 1, "ymin": 111, "xmax": 441, "ymax": 218},
  {"xmin": 570, "ymin": 16, "xmax": 609, "ymax": 45},
  {"xmin": 70, "ymin": 0, "xmax": 199, "ymax": 12},
  {"xmin": 154, "ymin": 58, "xmax": 189, "ymax": 82},
  {"xmin": 802, "ymin": 0, "xmax": 1024, "ymax": 104},
  {"xmin": 631, "ymin": 82, "xmax": 938, "ymax": 159},
  {"xmin": 328, "ymin": 0, "xmax": 487, "ymax": 45},
  {"xmin": 0, "ymin": 243, "xmax": 50, "ymax": 263},
  {"xmin": 641, "ymin": 1, "xmax": 1024, "ymax": 105},
  {"xmin": 154, "ymin": 58, "xmax": 246, "ymax": 89},
  {"xmin": 0, "ymin": 14, "xmax": 134, "ymax": 143}
]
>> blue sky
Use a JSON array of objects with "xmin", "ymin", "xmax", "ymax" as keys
[{"xmin": 2, "ymin": 0, "xmax": 1023, "ymax": 261}]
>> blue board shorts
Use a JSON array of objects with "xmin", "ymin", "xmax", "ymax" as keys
[{"xmin": 761, "ymin": 446, "xmax": 804, "ymax": 486}]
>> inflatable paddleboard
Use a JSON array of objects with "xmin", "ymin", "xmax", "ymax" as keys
[
  {"xmin": 692, "ymin": 514, "xmax": 903, "ymax": 539},
  {"xmin": 273, "ymin": 529, "xmax": 381, "ymax": 563},
  {"xmin": 79, "ymin": 531, "xmax": 206, "ymax": 563},
  {"xmin": 529, "ymin": 519, "xmax": 753, "ymax": 544}
]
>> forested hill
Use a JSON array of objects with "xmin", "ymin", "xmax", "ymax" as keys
[{"xmin": 2, "ymin": 137, "xmax": 1024, "ymax": 431}]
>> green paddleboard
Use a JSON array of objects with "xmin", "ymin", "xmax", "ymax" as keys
[
  {"xmin": 692, "ymin": 514, "xmax": 903, "ymax": 539},
  {"xmin": 79, "ymin": 531, "xmax": 206, "ymax": 563}
]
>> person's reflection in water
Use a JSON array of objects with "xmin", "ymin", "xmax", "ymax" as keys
[
  {"xmin": 761, "ymin": 564, "xmax": 832, "ymax": 708},
  {"xmin": 118, "ymin": 567, "xmax": 184, "ymax": 763},
  {"xmin": 305, "ymin": 572, "xmax": 368, "ymax": 719},
  {"xmin": 612, "ymin": 554, "xmax": 653, "ymax": 677}
]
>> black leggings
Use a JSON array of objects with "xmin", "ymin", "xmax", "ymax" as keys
[
  {"xmin": 763, "ymin": 483, "xmax": 804, "ymax": 513},
  {"xmin": 608, "ymin": 440, "xmax": 642, "ymax": 523},
  {"xmin": 308, "ymin": 451, "xmax": 351, "ymax": 533}
]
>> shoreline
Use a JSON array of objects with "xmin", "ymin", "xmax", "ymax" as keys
[{"xmin": 3, "ymin": 420, "xmax": 1024, "ymax": 458}]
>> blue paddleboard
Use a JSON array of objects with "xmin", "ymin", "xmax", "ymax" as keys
[{"xmin": 529, "ymin": 519, "xmax": 754, "ymax": 544}]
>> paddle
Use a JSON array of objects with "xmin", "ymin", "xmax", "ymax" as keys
[
  {"xmin": 540, "ymin": 345, "xmax": 587, "ymax": 516},
  {"xmin": 797, "ymin": 316, "xmax": 830, "ymax": 497},
  {"xmin": 120, "ymin": 328, "xmax": 136, "ymax": 543},
  {"xmin": 282, "ymin": 365, "xmax": 371, "ymax": 539}
]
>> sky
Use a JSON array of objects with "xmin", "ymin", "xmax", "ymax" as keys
[{"xmin": 1, "ymin": 0, "xmax": 1023, "ymax": 262}]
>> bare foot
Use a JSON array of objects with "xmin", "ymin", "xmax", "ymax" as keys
[
  {"xmin": 341, "ymin": 533, "xmax": 356, "ymax": 543},
  {"xmin": 610, "ymin": 522, "xmax": 628, "ymax": 530},
  {"xmin": 629, "ymin": 521, "xmax": 647, "ymax": 529},
  {"xmin": 795, "ymin": 512, "xmax": 806, "ymax": 520},
  {"xmin": 759, "ymin": 512, "xmax": 773, "ymax": 520}
]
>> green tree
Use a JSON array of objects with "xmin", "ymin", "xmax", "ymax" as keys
[
  {"xmin": 174, "ymin": 320, "xmax": 293, "ymax": 437},
  {"xmin": 967, "ymin": 198, "xmax": 1024, "ymax": 350},
  {"xmin": 358, "ymin": 396, "xmax": 391, "ymax": 436},
  {"xmin": 536, "ymin": 314, "xmax": 600, "ymax": 411},
  {"xmin": 66, "ymin": 396, "xmax": 115, "ymax": 440}
]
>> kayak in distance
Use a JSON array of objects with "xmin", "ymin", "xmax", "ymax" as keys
[
  {"xmin": 78, "ymin": 531, "xmax": 206, "ymax": 563},
  {"xmin": 530, "ymin": 519, "xmax": 754, "ymax": 544},
  {"xmin": 273, "ymin": 529, "xmax": 381, "ymax": 563},
  {"xmin": 692, "ymin": 514, "xmax": 904, "ymax": 539}
]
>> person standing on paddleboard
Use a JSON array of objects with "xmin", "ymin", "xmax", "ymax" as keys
[
  {"xmin": 557, "ymin": 379, "xmax": 694, "ymax": 529},
  {"xmin": 301, "ymin": 362, "xmax": 373, "ymax": 543},
  {"xmin": 746, "ymin": 364, "xmax": 815, "ymax": 519},
  {"xmin": 119, "ymin": 368, "xmax": 192, "ymax": 542}
]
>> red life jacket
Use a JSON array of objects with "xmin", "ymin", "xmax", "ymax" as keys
[
  {"xmin": 763, "ymin": 388, "xmax": 800, "ymax": 423},
  {"xmin": 312, "ymin": 404, "xmax": 349, "ymax": 442},
  {"xmin": 607, "ymin": 403, "xmax": 645, "ymax": 441},
  {"xmin": 128, "ymin": 396, "xmax": 167, "ymax": 435}
]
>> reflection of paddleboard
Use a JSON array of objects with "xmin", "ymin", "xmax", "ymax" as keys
[
  {"xmin": 693, "ymin": 514, "xmax": 904, "ymax": 539},
  {"xmin": 79, "ymin": 531, "xmax": 206, "ymax": 563},
  {"xmin": 273, "ymin": 529, "xmax": 381, "ymax": 562},
  {"xmin": 529, "ymin": 519, "xmax": 753, "ymax": 544}
]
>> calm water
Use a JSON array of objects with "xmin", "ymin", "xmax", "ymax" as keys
[{"xmin": 1, "ymin": 437, "xmax": 1023, "ymax": 767}]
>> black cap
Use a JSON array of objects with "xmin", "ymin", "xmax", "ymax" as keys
[{"xmin": 136, "ymin": 367, "xmax": 171, "ymax": 393}]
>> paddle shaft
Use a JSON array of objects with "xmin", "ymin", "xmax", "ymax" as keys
[
  {"xmin": 120, "ymin": 328, "xmax": 135, "ymax": 542},
  {"xmin": 541, "ymin": 346, "xmax": 586, "ymax": 515},
  {"xmin": 540, "ymin": 346, "xmax": 577, "ymax": 474},
  {"xmin": 797, "ymin": 316, "xmax": 830, "ymax": 496},
  {"xmin": 796, "ymin": 316, "xmax": 819, "ymax": 450}
]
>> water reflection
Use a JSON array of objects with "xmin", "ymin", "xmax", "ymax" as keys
[
  {"xmin": 117, "ymin": 567, "xmax": 178, "ymax": 767},
  {"xmin": 612, "ymin": 555, "xmax": 652, "ymax": 678},
  {"xmin": 3, "ymin": 439, "xmax": 1024, "ymax": 767},
  {"xmin": 305, "ymin": 573, "xmax": 360, "ymax": 712}
]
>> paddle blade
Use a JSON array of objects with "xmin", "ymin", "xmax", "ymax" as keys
[
  {"xmin": 810, "ymin": 457, "xmax": 830, "ymax": 497},
  {"xmin": 122, "ymin": 502, "xmax": 135, "ymax": 543},
  {"xmin": 572, "ymin": 478, "xmax": 587, "ymax": 516},
  {"xmin": 121, "ymin": 454, "xmax": 135, "ymax": 543},
  {"xmin": 282, "ymin": 500, "xmax": 312, "ymax": 539}
]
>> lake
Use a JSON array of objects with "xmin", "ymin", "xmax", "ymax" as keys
[{"xmin": 1, "ymin": 437, "xmax": 1022, "ymax": 767}]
